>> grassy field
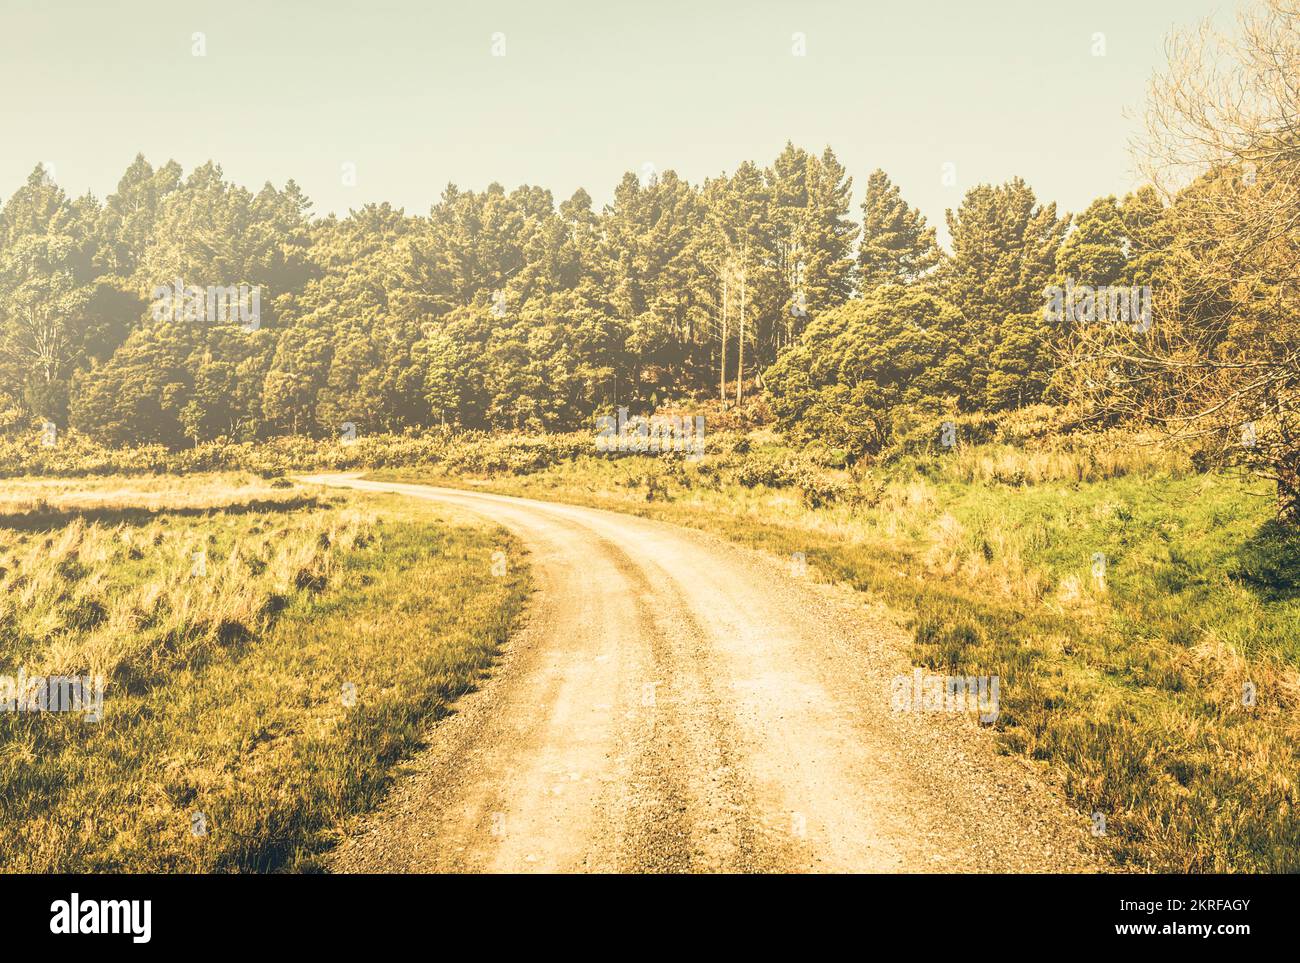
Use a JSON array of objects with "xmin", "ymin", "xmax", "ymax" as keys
[
  {"xmin": 370, "ymin": 430, "xmax": 1300, "ymax": 873},
  {"xmin": 4, "ymin": 417, "xmax": 1296, "ymax": 873},
  {"xmin": 0, "ymin": 474, "xmax": 528, "ymax": 872}
]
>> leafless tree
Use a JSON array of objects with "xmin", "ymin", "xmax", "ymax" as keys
[{"xmin": 1064, "ymin": 0, "xmax": 1300, "ymax": 519}]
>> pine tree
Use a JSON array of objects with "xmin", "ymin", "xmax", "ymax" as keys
[
  {"xmin": 941, "ymin": 178, "xmax": 1069, "ymax": 408},
  {"xmin": 857, "ymin": 169, "xmax": 939, "ymax": 289}
]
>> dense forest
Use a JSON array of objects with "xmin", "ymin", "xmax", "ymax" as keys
[
  {"xmin": 0, "ymin": 115, "xmax": 1295, "ymax": 512},
  {"xmin": 0, "ymin": 146, "xmax": 1163, "ymax": 440}
]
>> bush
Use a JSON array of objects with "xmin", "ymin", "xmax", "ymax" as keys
[
  {"xmin": 765, "ymin": 285, "xmax": 970, "ymax": 458},
  {"xmin": 731, "ymin": 453, "xmax": 796, "ymax": 489},
  {"xmin": 789, "ymin": 462, "xmax": 850, "ymax": 509}
]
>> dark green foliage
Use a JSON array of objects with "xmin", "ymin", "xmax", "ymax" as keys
[
  {"xmin": 765, "ymin": 284, "xmax": 968, "ymax": 455},
  {"xmin": 857, "ymin": 169, "xmax": 940, "ymax": 289},
  {"xmin": 0, "ymin": 147, "xmax": 862, "ymax": 445},
  {"xmin": 0, "ymin": 152, "xmax": 1161, "ymax": 464}
]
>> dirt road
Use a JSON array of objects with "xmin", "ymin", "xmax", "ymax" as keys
[{"xmin": 305, "ymin": 475, "xmax": 1104, "ymax": 873}]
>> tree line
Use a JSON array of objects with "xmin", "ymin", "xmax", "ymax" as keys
[
  {"xmin": 0, "ymin": 144, "xmax": 1158, "ymax": 444},
  {"xmin": 0, "ymin": 145, "xmax": 843, "ymax": 444}
]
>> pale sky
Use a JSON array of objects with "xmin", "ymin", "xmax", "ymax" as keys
[{"xmin": 0, "ymin": 0, "xmax": 1231, "ymax": 245}]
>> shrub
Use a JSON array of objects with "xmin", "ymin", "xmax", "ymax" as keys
[{"xmin": 731, "ymin": 453, "xmax": 796, "ymax": 489}]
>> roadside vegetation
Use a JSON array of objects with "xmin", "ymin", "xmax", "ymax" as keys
[
  {"xmin": 4, "ymin": 402, "xmax": 1297, "ymax": 872},
  {"xmin": 364, "ymin": 409, "xmax": 1300, "ymax": 873},
  {"xmin": 0, "ymin": 474, "xmax": 528, "ymax": 872}
]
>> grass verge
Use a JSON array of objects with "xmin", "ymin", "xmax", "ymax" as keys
[
  {"xmin": 368, "ymin": 443, "xmax": 1300, "ymax": 872},
  {"xmin": 0, "ymin": 475, "xmax": 528, "ymax": 872}
]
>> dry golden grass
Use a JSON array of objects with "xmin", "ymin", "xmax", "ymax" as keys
[
  {"xmin": 0, "ymin": 475, "xmax": 529, "ymax": 872},
  {"xmin": 936, "ymin": 434, "xmax": 1193, "ymax": 486}
]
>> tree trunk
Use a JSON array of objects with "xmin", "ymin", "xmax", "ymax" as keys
[
  {"xmin": 736, "ymin": 262, "xmax": 746, "ymax": 406},
  {"xmin": 720, "ymin": 271, "xmax": 728, "ymax": 404}
]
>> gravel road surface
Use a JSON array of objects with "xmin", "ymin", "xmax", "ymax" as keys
[{"xmin": 305, "ymin": 475, "xmax": 1105, "ymax": 874}]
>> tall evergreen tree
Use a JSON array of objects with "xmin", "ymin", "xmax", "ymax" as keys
[
  {"xmin": 941, "ymin": 178, "xmax": 1070, "ymax": 408},
  {"xmin": 857, "ymin": 169, "xmax": 940, "ymax": 289}
]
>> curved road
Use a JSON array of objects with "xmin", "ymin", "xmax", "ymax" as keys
[{"xmin": 305, "ymin": 475, "xmax": 1104, "ymax": 874}]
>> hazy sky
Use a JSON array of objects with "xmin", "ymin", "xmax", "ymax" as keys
[{"xmin": 1, "ymin": 0, "xmax": 1231, "ymax": 244}]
